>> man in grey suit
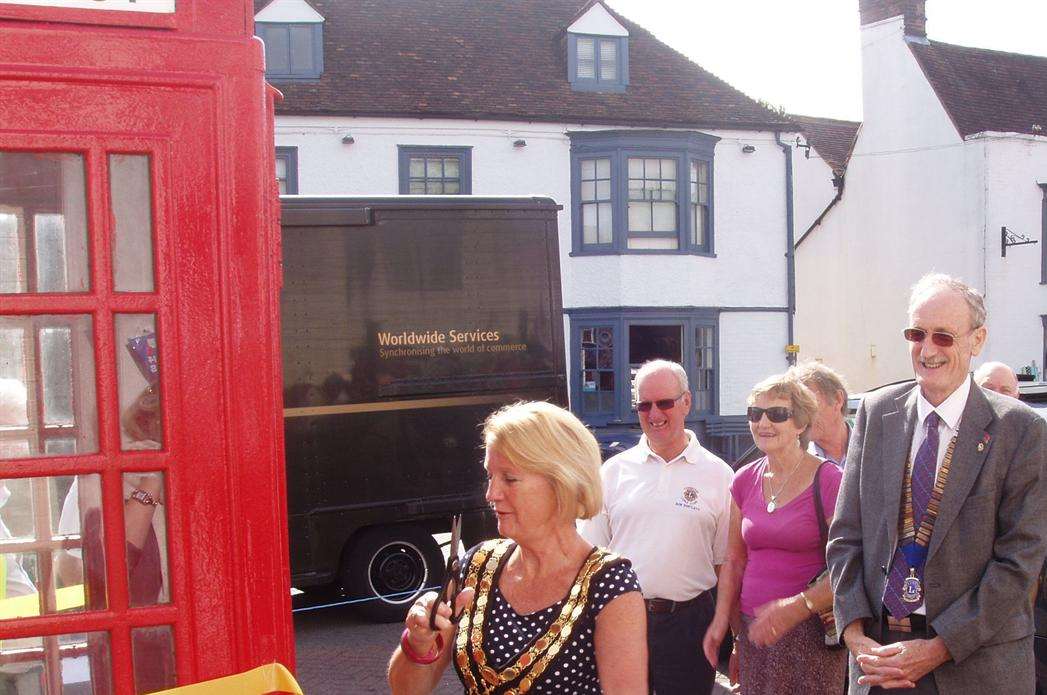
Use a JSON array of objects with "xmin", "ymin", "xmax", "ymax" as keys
[{"xmin": 827, "ymin": 273, "xmax": 1047, "ymax": 693}]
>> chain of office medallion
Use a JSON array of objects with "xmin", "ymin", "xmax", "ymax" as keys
[
  {"xmin": 899, "ymin": 435, "xmax": 957, "ymax": 546},
  {"xmin": 455, "ymin": 539, "xmax": 617, "ymax": 695}
]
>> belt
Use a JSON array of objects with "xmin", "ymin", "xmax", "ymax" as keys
[
  {"xmin": 644, "ymin": 593, "xmax": 704, "ymax": 614},
  {"xmin": 883, "ymin": 611, "xmax": 930, "ymax": 636}
]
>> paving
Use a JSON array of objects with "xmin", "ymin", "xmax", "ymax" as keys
[{"xmin": 292, "ymin": 589, "xmax": 735, "ymax": 694}]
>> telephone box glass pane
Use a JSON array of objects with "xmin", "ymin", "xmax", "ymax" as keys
[
  {"xmin": 109, "ymin": 155, "xmax": 155, "ymax": 293},
  {"xmin": 130, "ymin": 625, "xmax": 176, "ymax": 693},
  {"xmin": 114, "ymin": 315, "xmax": 161, "ymax": 450},
  {"xmin": 0, "ymin": 474, "xmax": 106, "ymax": 618},
  {"xmin": 0, "ymin": 152, "xmax": 89, "ymax": 294},
  {"xmin": 0, "ymin": 315, "xmax": 98, "ymax": 458},
  {"xmin": 0, "ymin": 630, "xmax": 113, "ymax": 694},
  {"xmin": 122, "ymin": 472, "xmax": 169, "ymax": 607}
]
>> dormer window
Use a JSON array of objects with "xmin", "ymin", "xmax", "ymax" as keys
[
  {"xmin": 567, "ymin": 3, "xmax": 628, "ymax": 92},
  {"xmin": 254, "ymin": 0, "xmax": 325, "ymax": 81}
]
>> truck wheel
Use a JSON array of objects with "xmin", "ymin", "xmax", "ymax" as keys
[{"xmin": 342, "ymin": 526, "xmax": 444, "ymax": 623}]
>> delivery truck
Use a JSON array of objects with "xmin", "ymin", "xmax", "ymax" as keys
[{"xmin": 280, "ymin": 195, "xmax": 566, "ymax": 620}]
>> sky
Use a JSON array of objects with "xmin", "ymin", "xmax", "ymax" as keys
[{"xmin": 604, "ymin": 0, "xmax": 1047, "ymax": 121}]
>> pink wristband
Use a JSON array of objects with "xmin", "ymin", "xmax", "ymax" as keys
[{"xmin": 400, "ymin": 628, "xmax": 444, "ymax": 665}]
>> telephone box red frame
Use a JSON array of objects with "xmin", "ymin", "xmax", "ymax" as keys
[{"xmin": 0, "ymin": 1, "xmax": 292, "ymax": 691}]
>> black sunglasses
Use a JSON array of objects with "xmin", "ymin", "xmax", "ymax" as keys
[
  {"xmin": 903, "ymin": 327, "xmax": 971, "ymax": 348},
  {"xmin": 636, "ymin": 393, "xmax": 685, "ymax": 413},
  {"xmin": 746, "ymin": 406, "xmax": 792, "ymax": 423}
]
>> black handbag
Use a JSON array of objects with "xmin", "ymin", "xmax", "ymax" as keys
[{"xmin": 809, "ymin": 461, "xmax": 844, "ymax": 649}]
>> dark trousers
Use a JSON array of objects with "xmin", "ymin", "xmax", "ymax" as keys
[
  {"xmin": 646, "ymin": 591, "xmax": 716, "ymax": 695},
  {"xmin": 867, "ymin": 627, "xmax": 939, "ymax": 695}
]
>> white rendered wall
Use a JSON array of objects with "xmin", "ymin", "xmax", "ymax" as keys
[
  {"xmin": 719, "ymin": 312, "xmax": 791, "ymax": 415},
  {"xmin": 795, "ymin": 15, "xmax": 977, "ymax": 392},
  {"xmin": 792, "ymin": 144, "xmax": 840, "ymax": 236},
  {"xmin": 276, "ymin": 117, "xmax": 796, "ymax": 414},
  {"xmin": 979, "ymin": 133, "xmax": 1047, "ymax": 376}
]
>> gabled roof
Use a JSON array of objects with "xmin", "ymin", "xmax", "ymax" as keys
[
  {"xmin": 789, "ymin": 114, "xmax": 860, "ymax": 174},
  {"xmin": 909, "ymin": 40, "xmax": 1047, "ymax": 138},
  {"xmin": 253, "ymin": 0, "xmax": 791, "ymax": 132}
]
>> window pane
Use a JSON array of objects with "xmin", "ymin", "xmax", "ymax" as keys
[
  {"xmin": 599, "ymin": 40, "xmax": 617, "ymax": 80},
  {"xmin": 34, "ymin": 214, "xmax": 68, "ymax": 292},
  {"xmin": 0, "ymin": 315, "xmax": 98, "ymax": 458},
  {"xmin": 652, "ymin": 202, "xmax": 676, "ymax": 232},
  {"xmin": 661, "ymin": 158, "xmax": 676, "ymax": 179},
  {"xmin": 110, "ymin": 154, "xmax": 155, "ymax": 293},
  {"xmin": 275, "ymin": 156, "xmax": 287, "ymax": 182},
  {"xmin": 124, "ymin": 472, "xmax": 169, "ymax": 607},
  {"xmin": 132, "ymin": 625, "xmax": 176, "ymax": 694},
  {"xmin": 0, "ymin": 630, "xmax": 112, "ymax": 694},
  {"xmin": 0, "ymin": 152, "xmax": 89, "ymax": 294},
  {"xmin": 425, "ymin": 158, "xmax": 443, "ymax": 178},
  {"xmin": 262, "ymin": 25, "xmax": 290, "ymax": 74},
  {"xmin": 409, "ymin": 158, "xmax": 425, "ymax": 178},
  {"xmin": 581, "ymin": 159, "xmax": 595, "ymax": 179},
  {"xmin": 576, "ymin": 38, "xmax": 595, "ymax": 79},
  {"xmin": 582, "ymin": 204, "xmax": 598, "ymax": 245},
  {"xmin": 444, "ymin": 181, "xmax": 460, "ymax": 194},
  {"xmin": 115, "ymin": 315, "xmax": 162, "ymax": 450},
  {"xmin": 627, "ymin": 157, "xmax": 643, "ymax": 179},
  {"xmin": 40, "ymin": 327, "xmax": 73, "ymax": 427},
  {"xmin": 628, "ymin": 202, "xmax": 652, "ymax": 232},
  {"xmin": 425, "ymin": 180, "xmax": 442, "ymax": 194},
  {"xmin": 597, "ymin": 203, "xmax": 613, "ymax": 244},
  {"xmin": 443, "ymin": 157, "xmax": 459, "ymax": 179},
  {"xmin": 580, "ymin": 180, "xmax": 595, "ymax": 202},
  {"xmin": 627, "ymin": 237, "xmax": 678, "ymax": 250},
  {"xmin": 595, "ymin": 179, "xmax": 611, "ymax": 200},
  {"xmin": 693, "ymin": 205, "xmax": 705, "ymax": 246},
  {"xmin": 595, "ymin": 158, "xmax": 611, "ymax": 179},
  {"xmin": 0, "ymin": 474, "xmax": 106, "ymax": 617},
  {"xmin": 408, "ymin": 181, "xmax": 425, "ymax": 194},
  {"xmin": 289, "ymin": 25, "xmax": 315, "ymax": 75}
]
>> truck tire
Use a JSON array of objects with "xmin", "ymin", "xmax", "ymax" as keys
[{"xmin": 341, "ymin": 525, "xmax": 444, "ymax": 623}]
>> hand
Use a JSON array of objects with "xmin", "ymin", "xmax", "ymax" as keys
[
  {"xmin": 701, "ymin": 617, "xmax": 729, "ymax": 667},
  {"xmin": 403, "ymin": 588, "xmax": 475, "ymax": 657},
  {"xmin": 856, "ymin": 637, "xmax": 950, "ymax": 689},
  {"xmin": 748, "ymin": 596, "xmax": 807, "ymax": 647}
]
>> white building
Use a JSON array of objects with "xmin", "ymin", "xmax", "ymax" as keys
[
  {"xmin": 255, "ymin": 0, "xmax": 805, "ymax": 458},
  {"xmin": 796, "ymin": 0, "xmax": 1047, "ymax": 392}
]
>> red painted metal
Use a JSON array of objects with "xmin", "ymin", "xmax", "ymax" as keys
[{"xmin": 0, "ymin": 1, "xmax": 292, "ymax": 692}]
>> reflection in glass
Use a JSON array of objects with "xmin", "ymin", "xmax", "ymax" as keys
[
  {"xmin": 0, "ymin": 315, "xmax": 97, "ymax": 458},
  {"xmin": 114, "ymin": 315, "xmax": 162, "ymax": 450},
  {"xmin": 0, "ymin": 474, "xmax": 105, "ymax": 619},
  {"xmin": 131, "ymin": 625, "xmax": 177, "ymax": 694},
  {"xmin": 0, "ymin": 630, "xmax": 113, "ymax": 694},
  {"xmin": 123, "ymin": 472, "xmax": 169, "ymax": 607},
  {"xmin": 110, "ymin": 155, "xmax": 155, "ymax": 293},
  {"xmin": 0, "ymin": 152, "xmax": 89, "ymax": 294}
]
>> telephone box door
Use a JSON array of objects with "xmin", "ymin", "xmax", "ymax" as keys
[{"xmin": 0, "ymin": 3, "xmax": 292, "ymax": 692}]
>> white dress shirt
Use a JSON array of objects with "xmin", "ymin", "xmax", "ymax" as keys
[{"xmin": 579, "ymin": 430, "xmax": 734, "ymax": 602}]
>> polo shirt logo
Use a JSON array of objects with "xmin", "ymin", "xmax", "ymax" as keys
[{"xmin": 675, "ymin": 486, "xmax": 700, "ymax": 510}]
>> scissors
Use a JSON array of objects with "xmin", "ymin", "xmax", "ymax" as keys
[{"xmin": 428, "ymin": 514, "xmax": 466, "ymax": 630}]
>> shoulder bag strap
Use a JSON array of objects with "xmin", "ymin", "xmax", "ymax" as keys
[{"xmin": 811, "ymin": 461, "xmax": 829, "ymax": 555}]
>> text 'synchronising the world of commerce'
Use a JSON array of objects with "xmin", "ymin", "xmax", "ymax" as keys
[{"xmin": 376, "ymin": 329, "xmax": 528, "ymax": 359}]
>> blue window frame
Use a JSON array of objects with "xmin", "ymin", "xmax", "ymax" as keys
[
  {"xmin": 256, "ymin": 22, "xmax": 324, "ymax": 81},
  {"xmin": 569, "ymin": 130, "xmax": 718, "ymax": 256},
  {"xmin": 568, "ymin": 34, "xmax": 628, "ymax": 92},
  {"xmin": 567, "ymin": 308, "xmax": 719, "ymax": 426},
  {"xmin": 397, "ymin": 146, "xmax": 472, "ymax": 195}
]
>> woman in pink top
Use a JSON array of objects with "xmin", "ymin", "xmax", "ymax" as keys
[{"xmin": 702, "ymin": 372, "xmax": 846, "ymax": 694}]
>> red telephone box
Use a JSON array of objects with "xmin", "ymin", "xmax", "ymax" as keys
[{"xmin": 0, "ymin": 1, "xmax": 292, "ymax": 692}]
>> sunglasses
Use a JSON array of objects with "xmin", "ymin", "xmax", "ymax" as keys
[
  {"xmin": 636, "ymin": 393, "xmax": 685, "ymax": 413},
  {"xmin": 902, "ymin": 327, "xmax": 967, "ymax": 348},
  {"xmin": 746, "ymin": 406, "xmax": 793, "ymax": 423}
]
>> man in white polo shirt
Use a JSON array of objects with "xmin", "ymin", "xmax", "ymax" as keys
[{"xmin": 580, "ymin": 359, "xmax": 734, "ymax": 695}]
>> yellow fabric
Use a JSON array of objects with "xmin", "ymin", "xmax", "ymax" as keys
[
  {"xmin": 0, "ymin": 583, "xmax": 84, "ymax": 620},
  {"xmin": 151, "ymin": 663, "xmax": 303, "ymax": 695}
]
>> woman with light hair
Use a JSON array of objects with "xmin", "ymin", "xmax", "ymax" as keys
[
  {"xmin": 389, "ymin": 401, "xmax": 647, "ymax": 694},
  {"xmin": 703, "ymin": 373, "xmax": 846, "ymax": 694}
]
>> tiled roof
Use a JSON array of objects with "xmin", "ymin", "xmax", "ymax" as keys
[
  {"xmin": 789, "ymin": 114, "xmax": 860, "ymax": 173},
  {"xmin": 909, "ymin": 40, "xmax": 1047, "ymax": 138},
  {"xmin": 255, "ymin": 0, "xmax": 792, "ymax": 131}
]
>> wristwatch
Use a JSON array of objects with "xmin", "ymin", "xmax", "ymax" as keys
[{"xmin": 129, "ymin": 488, "xmax": 161, "ymax": 507}]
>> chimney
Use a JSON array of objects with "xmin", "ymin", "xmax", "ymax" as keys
[{"xmin": 859, "ymin": 0, "xmax": 926, "ymax": 39}]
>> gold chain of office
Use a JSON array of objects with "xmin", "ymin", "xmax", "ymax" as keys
[
  {"xmin": 898, "ymin": 435, "xmax": 957, "ymax": 546},
  {"xmin": 454, "ymin": 538, "xmax": 619, "ymax": 695}
]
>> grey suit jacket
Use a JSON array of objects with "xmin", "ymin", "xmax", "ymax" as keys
[{"xmin": 827, "ymin": 380, "xmax": 1047, "ymax": 694}]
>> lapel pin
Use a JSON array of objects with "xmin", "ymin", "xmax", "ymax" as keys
[{"xmin": 977, "ymin": 433, "xmax": 991, "ymax": 452}]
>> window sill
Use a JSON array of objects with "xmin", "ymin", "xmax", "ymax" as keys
[
  {"xmin": 569, "ymin": 249, "xmax": 717, "ymax": 258},
  {"xmin": 569, "ymin": 81, "xmax": 628, "ymax": 93}
]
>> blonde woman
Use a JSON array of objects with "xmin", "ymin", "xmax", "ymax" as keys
[
  {"xmin": 389, "ymin": 401, "xmax": 647, "ymax": 694},
  {"xmin": 703, "ymin": 373, "xmax": 846, "ymax": 694}
]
